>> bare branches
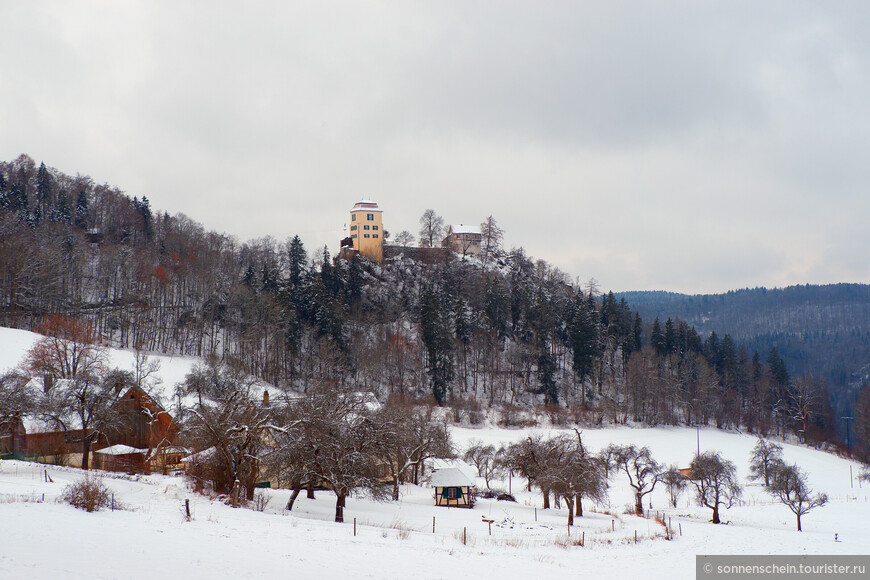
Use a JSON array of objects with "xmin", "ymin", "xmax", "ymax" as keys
[
  {"xmin": 602, "ymin": 444, "xmax": 662, "ymax": 514},
  {"xmin": 766, "ymin": 462, "xmax": 827, "ymax": 531},
  {"xmin": 689, "ymin": 451, "xmax": 742, "ymax": 524}
]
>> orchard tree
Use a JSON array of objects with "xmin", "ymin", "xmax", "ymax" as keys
[
  {"xmin": 602, "ymin": 444, "xmax": 661, "ymax": 514},
  {"xmin": 748, "ymin": 437, "xmax": 784, "ymax": 487},
  {"xmin": 689, "ymin": 451, "xmax": 742, "ymax": 524},
  {"xmin": 289, "ymin": 390, "xmax": 390, "ymax": 522},
  {"xmin": 543, "ymin": 432, "xmax": 607, "ymax": 525},
  {"xmin": 375, "ymin": 400, "xmax": 453, "ymax": 500},
  {"xmin": 502, "ymin": 435, "xmax": 552, "ymax": 507},
  {"xmin": 767, "ymin": 462, "xmax": 828, "ymax": 531},
  {"xmin": 463, "ymin": 441, "xmax": 501, "ymax": 489},
  {"xmin": 21, "ymin": 316, "xmax": 113, "ymax": 470},
  {"xmin": 660, "ymin": 465, "xmax": 688, "ymax": 508},
  {"xmin": 181, "ymin": 356, "xmax": 274, "ymax": 501}
]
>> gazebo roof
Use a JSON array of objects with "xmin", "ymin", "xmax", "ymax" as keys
[{"xmin": 431, "ymin": 467, "xmax": 476, "ymax": 488}]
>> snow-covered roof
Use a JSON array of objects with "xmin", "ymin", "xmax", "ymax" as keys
[
  {"xmin": 351, "ymin": 200, "xmax": 382, "ymax": 212},
  {"xmin": 430, "ymin": 458, "xmax": 478, "ymax": 479},
  {"xmin": 95, "ymin": 444, "xmax": 148, "ymax": 456},
  {"xmin": 430, "ymin": 467, "xmax": 476, "ymax": 488},
  {"xmin": 449, "ymin": 224, "xmax": 480, "ymax": 235},
  {"xmin": 180, "ymin": 446, "xmax": 216, "ymax": 463}
]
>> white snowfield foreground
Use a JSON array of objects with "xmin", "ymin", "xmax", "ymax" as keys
[{"xmin": 1, "ymin": 424, "xmax": 867, "ymax": 580}]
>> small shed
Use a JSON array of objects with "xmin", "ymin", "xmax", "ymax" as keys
[
  {"xmin": 431, "ymin": 467, "xmax": 476, "ymax": 508},
  {"xmin": 94, "ymin": 444, "xmax": 148, "ymax": 473}
]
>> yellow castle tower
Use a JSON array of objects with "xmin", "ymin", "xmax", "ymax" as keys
[{"xmin": 349, "ymin": 199, "xmax": 383, "ymax": 262}]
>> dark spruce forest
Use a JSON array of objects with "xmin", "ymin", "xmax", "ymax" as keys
[{"xmin": 3, "ymin": 154, "xmax": 870, "ymax": 457}]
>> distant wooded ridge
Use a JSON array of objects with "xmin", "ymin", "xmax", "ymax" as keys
[{"xmin": 618, "ymin": 284, "xmax": 870, "ymax": 415}]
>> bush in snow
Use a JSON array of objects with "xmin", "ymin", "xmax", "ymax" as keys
[{"xmin": 61, "ymin": 475, "xmax": 114, "ymax": 512}]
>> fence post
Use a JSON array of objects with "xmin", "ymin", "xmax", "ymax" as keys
[
  {"xmin": 463, "ymin": 527, "xmax": 466, "ymax": 545},
  {"xmin": 432, "ymin": 516, "xmax": 435, "ymax": 533},
  {"xmin": 185, "ymin": 499, "xmax": 190, "ymax": 520},
  {"xmin": 354, "ymin": 517, "xmax": 357, "ymax": 537}
]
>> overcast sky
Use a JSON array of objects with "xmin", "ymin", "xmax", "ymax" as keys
[{"xmin": 2, "ymin": 1, "xmax": 869, "ymax": 294}]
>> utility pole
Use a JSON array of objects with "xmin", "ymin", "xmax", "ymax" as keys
[{"xmin": 842, "ymin": 416, "xmax": 854, "ymax": 448}]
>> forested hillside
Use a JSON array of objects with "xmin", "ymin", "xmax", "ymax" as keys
[
  {"xmin": 0, "ymin": 155, "xmax": 843, "ymax": 447},
  {"xmin": 620, "ymin": 286, "xmax": 870, "ymax": 423}
]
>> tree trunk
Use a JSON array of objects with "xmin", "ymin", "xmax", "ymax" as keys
[
  {"xmin": 81, "ymin": 434, "xmax": 90, "ymax": 471},
  {"xmin": 307, "ymin": 478, "xmax": 316, "ymax": 499},
  {"xmin": 635, "ymin": 492, "xmax": 644, "ymax": 515},
  {"xmin": 286, "ymin": 485, "xmax": 302, "ymax": 511},
  {"xmin": 575, "ymin": 495, "xmax": 582, "ymax": 516},
  {"xmin": 566, "ymin": 496, "xmax": 574, "ymax": 526},
  {"xmin": 712, "ymin": 505, "xmax": 720, "ymax": 524},
  {"xmin": 542, "ymin": 487, "xmax": 550, "ymax": 509},
  {"xmin": 796, "ymin": 513, "xmax": 802, "ymax": 532},
  {"xmin": 335, "ymin": 491, "xmax": 346, "ymax": 523}
]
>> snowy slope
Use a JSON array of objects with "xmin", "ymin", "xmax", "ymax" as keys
[
  {"xmin": 0, "ymin": 327, "xmax": 200, "ymax": 406},
  {"xmin": 1, "ymin": 326, "xmax": 868, "ymax": 579}
]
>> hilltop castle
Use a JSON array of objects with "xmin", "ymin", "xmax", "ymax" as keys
[{"xmin": 344, "ymin": 199, "xmax": 384, "ymax": 262}]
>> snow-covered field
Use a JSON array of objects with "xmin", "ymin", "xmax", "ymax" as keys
[{"xmin": 2, "ymin": 328, "xmax": 868, "ymax": 579}]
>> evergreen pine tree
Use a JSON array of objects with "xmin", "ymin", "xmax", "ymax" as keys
[
  {"xmin": 650, "ymin": 318, "xmax": 666, "ymax": 356},
  {"xmin": 74, "ymin": 190, "xmax": 89, "ymax": 229},
  {"xmin": 420, "ymin": 286, "xmax": 454, "ymax": 405},
  {"xmin": 570, "ymin": 293, "xmax": 598, "ymax": 406}
]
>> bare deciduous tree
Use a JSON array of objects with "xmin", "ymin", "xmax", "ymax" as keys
[
  {"xmin": 602, "ymin": 444, "xmax": 662, "ymax": 514},
  {"xmin": 463, "ymin": 440, "xmax": 501, "ymax": 489},
  {"xmin": 418, "ymin": 209, "xmax": 444, "ymax": 248},
  {"xmin": 181, "ymin": 357, "xmax": 273, "ymax": 502},
  {"xmin": 689, "ymin": 451, "xmax": 742, "ymax": 524},
  {"xmin": 660, "ymin": 465, "xmax": 688, "ymax": 508},
  {"xmin": 376, "ymin": 399, "xmax": 452, "ymax": 500},
  {"xmin": 767, "ymin": 462, "xmax": 827, "ymax": 531},
  {"xmin": 393, "ymin": 230, "xmax": 415, "ymax": 247},
  {"xmin": 479, "ymin": 215, "xmax": 504, "ymax": 266},
  {"xmin": 748, "ymin": 437, "xmax": 784, "ymax": 487}
]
